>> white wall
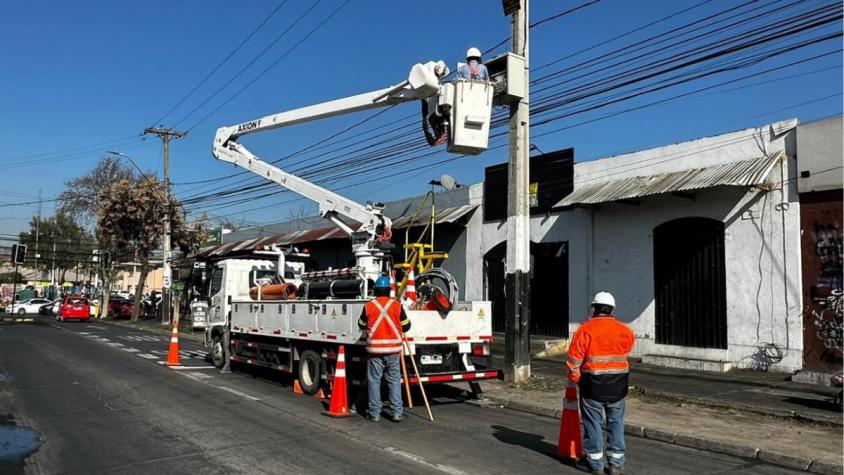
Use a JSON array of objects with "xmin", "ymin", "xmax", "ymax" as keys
[
  {"xmin": 796, "ymin": 115, "xmax": 843, "ymax": 193},
  {"xmin": 471, "ymin": 120, "xmax": 804, "ymax": 371}
]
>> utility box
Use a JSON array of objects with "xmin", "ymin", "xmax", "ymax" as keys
[
  {"xmin": 447, "ymin": 79, "xmax": 494, "ymax": 155},
  {"xmin": 485, "ymin": 52, "xmax": 526, "ymax": 105}
]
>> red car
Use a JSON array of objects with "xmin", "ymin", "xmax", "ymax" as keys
[
  {"xmin": 57, "ymin": 296, "xmax": 91, "ymax": 322},
  {"xmin": 107, "ymin": 297, "xmax": 134, "ymax": 319}
]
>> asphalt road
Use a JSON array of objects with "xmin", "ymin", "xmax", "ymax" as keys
[{"xmin": 0, "ymin": 315, "xmax": 804, "ymax": 474}]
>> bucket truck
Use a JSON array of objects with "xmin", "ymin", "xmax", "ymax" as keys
[{"xmin": 204, "ymin": 61, "xmax": 497, "ymax": 398}]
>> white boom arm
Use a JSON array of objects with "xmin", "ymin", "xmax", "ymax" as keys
[{"xmin": 211, "ymin": 61, "xmax": 450, "ymax": 281}]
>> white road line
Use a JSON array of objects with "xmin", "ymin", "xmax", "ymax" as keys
[
  {"xmin": 107, "ymin": 342, "xmax": 125, "ymax": 347},
  {"xmin": 161, "ymin": 364, "xmax": 216, "ymax": 370},
  {"xmin": 138, "ymin": 354, "xmax": 158, "ymax": 360},
  {"xmin": 383, "ymin": 447, "xmax": 468, "ymax": 475},
  {"xmin": 121, "ymin": 348, "xmax": 140, "ymax": 353},
  {"xmin": 216, "ymin": 385, "xmax": 261, "ymax": 401},
  {"xmin": 150, "ymin": 350, "xmax": 169, "ymax": 356},
  {"xmin": 78, "ymin": 332, "xmax": 91, "ymax": 335},
  {"xmin": 88, "ymin": 325, "xmax": 107, "ymax": 330}
]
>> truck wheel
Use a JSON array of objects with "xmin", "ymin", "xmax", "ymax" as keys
[
  {"xmin": 211, "ymin": 334, "xmax": 226, "ymax": 369},
  {"xmin": 297, "ymin": 349, "xmax": 322, "ymax": 396}
]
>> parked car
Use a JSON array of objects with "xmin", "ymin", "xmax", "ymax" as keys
[
  {"xmin": 57, "ymin": 296, "xmax": 91, "ymax": 322},
  {"xmin": 4, "ymin": 298, "xmax": 52, "ymax": 315},
  {"xmin": 38, "ymin": 300, "xmax": 60, "ymax": 315},
  {"xmin": 107, "ymin": 297, "xmax": 134, "ymax": 319}
]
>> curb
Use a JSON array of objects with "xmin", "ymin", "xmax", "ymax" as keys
[
  {"xmin": 479, "ymin": 394, "xmax": 843, "ymax": 474},
  {"xmin": 636, "ymin": 387, "xmax": 843, "ymax": 427}
]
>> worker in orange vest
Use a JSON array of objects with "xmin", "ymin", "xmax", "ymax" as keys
[
  {"xmin": 358, "ymin": 276, "xmax": 411, "ymax": 422},
  {"xmin": 567, "ymin": 292, "xmax": 636, "ymax": 475}
]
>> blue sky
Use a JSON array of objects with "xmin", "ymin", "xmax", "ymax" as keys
[{"xmin": 0, "ymin": 0, "xmax": 841, "ymax": 235}]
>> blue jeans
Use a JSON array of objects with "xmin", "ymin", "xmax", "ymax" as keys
[
  {"xmin": 580, "ymin": 397, "xmax": 626, "ymax": 471},
  {"xmin": 367, "ymin": 353, "xmax": 403, "ymax": 417}
]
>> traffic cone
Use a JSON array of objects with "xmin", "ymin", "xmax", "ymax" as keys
[
  {"xmin": 389, "ymin": 270, "xmax": 397, "ymax": 299},
  {"xmin": 405, "ymin": 270, "xmax": 418, "ymax": 308},
  {"xmin": 323, "ymin": 345, "xmax": 353, "ymax": 418},
  {"xmin": 314, "ymin": 388, "xmax": 326, "ymax": 400},
  {"xmin": 558, "ymin": 381, "xmax": 583, "ymax": 459},
  {"xmin": 293, "ymin": 380, "xmax": 304, "ymax": 395},
  {"xmin": 166, "ymin": 323, "xmax": 180, "ymax": 366}
]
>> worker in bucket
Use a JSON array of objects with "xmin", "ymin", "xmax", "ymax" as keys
[
  {"xmin": 358, "ymin": 276, "xmax": 411, "ymax": 422},
  {"xmin": 566, "ymin": 292, "xmax": 635, "ymax": 475},
  {"xmin": 457, "ymin": 47, "xmax": 490, "ymax": 81}
]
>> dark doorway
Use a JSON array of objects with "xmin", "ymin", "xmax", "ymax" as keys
[
  {"xmin": 654, "ymin": 217, "xmax": 727, "ymax": 348},
  {"xmin": 484, "ymin": 241, "xmax": 569, "ymax": 337}
]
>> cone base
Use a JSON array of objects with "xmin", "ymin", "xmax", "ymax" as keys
[{"xmin": 322, "ymin": 410, "xmax": 354, "ymax": 418}]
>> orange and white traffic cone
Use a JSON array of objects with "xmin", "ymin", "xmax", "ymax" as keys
[
  {"xmin": 389, "ymin": 270, "xmax": 397, "ymax": 299},
  {"xmin": 292, "ymin": 380, "xmax": 304, "ymax": 395},
  {"xmin": 323, "ymin": 345, "xmax": 353, "ymax": 418},
  {"xmin": 558, "ymin": 381, "xmax": 583, "ymax": 459},
  {"xmin": 166, "ymin": 323, "xmax": 180, "ymax": 366},
  {"xmin": 405, "ymin": 270, "xmax": 418, "ymax": 308}
]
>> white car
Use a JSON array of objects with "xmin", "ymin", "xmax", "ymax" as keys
[{"xmin": 4, "ymin": 298, "xmax": 53, "ymax": 315}]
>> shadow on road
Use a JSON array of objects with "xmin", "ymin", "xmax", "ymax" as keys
[{"xmin": 491, "ymin": 424, "xmax": 568, "ymax": 466}]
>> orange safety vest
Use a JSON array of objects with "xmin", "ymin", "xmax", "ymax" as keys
[
  {"xmin": 364, "ymin": 297, "xmax": 403, "ymax": 354},
  {"xmin": 566, "ymin": 316, "xmax": 635, "ymax": 402}
]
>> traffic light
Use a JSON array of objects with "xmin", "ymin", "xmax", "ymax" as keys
[{"xmin": 10, "ymin": 244, "xmax": 26, "ymax": 265}]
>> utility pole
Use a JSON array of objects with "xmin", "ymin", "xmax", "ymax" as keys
[
  {"xmin": 504, "ymin": 0, "xmax": 531, "ymax": 383},
  {"xmin": 143, "ymin": 127, "xmax": 186, "ymax": 325}
]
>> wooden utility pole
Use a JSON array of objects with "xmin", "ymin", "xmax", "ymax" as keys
[
  {"xmin": 143, "ymin": 127, "xmax": 186, "ymax": 325},
  {"xmin": 504, "ymin": 0, "xmax": 531, "ymax": 383}
]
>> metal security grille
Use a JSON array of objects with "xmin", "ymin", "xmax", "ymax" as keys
[{"xmin": 654, "ymin": 218, "xmax": 727, "ymax": 349}]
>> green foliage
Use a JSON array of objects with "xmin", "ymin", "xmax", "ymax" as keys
[
  {"xmin": 0, "ymin": 272, "xmax": 23, "ymax": 284},
  {"xmin": 18, "ymin": 214, "xmax": 94, "ymax": 279}
]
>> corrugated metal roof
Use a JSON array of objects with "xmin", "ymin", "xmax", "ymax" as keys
[
  {"xmin": 195, "ymin": 204, "xmax": 478, "ymax": 258},
  {"xmin": 556, "ymin": 152, "xmax": 784, "ymax": 207},
  {"xmin": 390, "ymin": 204, "xmax": 478, "ymax": 229}
]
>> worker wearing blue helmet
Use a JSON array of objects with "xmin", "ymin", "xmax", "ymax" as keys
[{"xmin": 358, "ymin": 275, "xmax": 411, "ymax": 422}]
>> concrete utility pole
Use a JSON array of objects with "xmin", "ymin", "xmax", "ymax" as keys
[
  {"xmin": 143, "ymin": 127, "xmax": 186, "ymax": 325},
  {"xmin": 504, "ymin": 0, "xmax": 531, "ymax": 383}
]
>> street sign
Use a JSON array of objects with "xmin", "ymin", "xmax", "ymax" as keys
[{"xmin": 11, "ymin": 244, "xmax": 26, "ymax": 265}]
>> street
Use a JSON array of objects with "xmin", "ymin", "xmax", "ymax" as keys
[{"xmin": 0, "ymin": 316, "xmax": 803, "ymax": 474}]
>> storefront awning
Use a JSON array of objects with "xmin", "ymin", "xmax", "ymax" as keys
[{"xmin": 556, "ymin": 152, "xmax": 784, "ymax": 207}]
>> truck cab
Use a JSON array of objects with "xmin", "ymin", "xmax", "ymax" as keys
[{"xmin": 204, "ymin": 259, "xmax": 277, "ymax": 366}]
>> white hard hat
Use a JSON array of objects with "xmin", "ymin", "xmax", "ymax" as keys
[
  {"xmin": 591, "ymin": 291, "xmax": 616, "ymax": 308},
  {"xmin": 466, "ymin": 47, "xmax": 482, "ymax": 60}
]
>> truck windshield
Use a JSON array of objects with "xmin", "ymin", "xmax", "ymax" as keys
[{"xmin": 209, "ymin": 268, "xmax": 223, "ymax": 297}]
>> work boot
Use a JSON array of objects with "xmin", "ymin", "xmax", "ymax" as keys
[
  {"xmin": 574, "ymin": 458, "xmax": 602, "ymax": 475},
  {"xmin": 367, "ymin": 412, "xmax": 380, "ymax": 422},
  {"xmin": 607, "ymin": 465, "xmax": 623, "ymax": 475},
  {"xmin": 391, "ymin": 413, "xmax": 404, "ymax": 423}
]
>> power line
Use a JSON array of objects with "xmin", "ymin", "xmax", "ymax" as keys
[
  {"xmin": 148, "ymin": 1, "xmax": 291, "ymax": 128},
  {"xmin": 184, "ymin": 0, "xmax": 353, "ymax": 131},
  {"xmin": 170, "ymin": 0, "xmax": 325, "ymax": 129}
]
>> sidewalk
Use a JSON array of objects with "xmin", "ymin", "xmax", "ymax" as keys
[
  {"xmin": 491, "ymin": 334, "xmax": 842, "ymax": 425},
  {"xmin": 481, "ymin": 336, "xmax": 843, "ymax": 474}
]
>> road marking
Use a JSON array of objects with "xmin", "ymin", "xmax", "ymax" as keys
[
  {"xmin": 88, "ymin": 325, "xmax": 107, "ymax": 330},
  {"xmin": 216, "ymin": 385, "xmax": 261, "ymax": 401},
  {"xmin": 383, "ymin": 447, "xmax": 468, "ymax": 475},
  {"xmin": 96, "ymin": 337, "xmax": 111, "ymax": 342},
  {"xmin": 78, "ymin": 332, "xmax": 91, "ymax": 335},
  {"xmin": 160, "ymin": 364, "xmax": 216, "ymax": 370},
  {"xmin": 121, "ymin": 347, "xmax": 140, "ymax": 353},
  {"xmin": 138, "ymin": 354, "xmax": 158, "ymax": 360},
  {"xmin": 150, "ymin": 350, "xmax": 169, "ymax": 356},
  {"xmin": 107, "ymin": 342, "xmax": 125, "ymax": 347}
]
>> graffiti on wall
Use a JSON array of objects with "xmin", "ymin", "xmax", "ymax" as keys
[
  {"xmin": 813, "ymin": 290, "xmax": 843, "ymax": 353},
  {"xmin": 812, "ymin": 222, "xmax": 843, "ymax": 294}
]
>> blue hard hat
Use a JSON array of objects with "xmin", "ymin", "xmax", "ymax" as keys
[{"xmin": 375, "ymin": 276, "xmax": 391, "ymax": 289}]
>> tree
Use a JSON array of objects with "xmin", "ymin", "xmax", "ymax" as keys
[
  {"xmin": 98, "ymin": 176, "xmax": 206, "ymax": 321},
  {"xmin": 58, "ymin": 157, "xmax": 135, "ymax": 319},
  {"xmin": 18, "ymin": 214, "xmax": 94, "ymax": 283},
  {"xmin": 58, "ymin": 156, "xmax": 135, "ymax": 229}
]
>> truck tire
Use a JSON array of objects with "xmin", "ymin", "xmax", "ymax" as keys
[
  {"xmin": 297, "ymin": 349, "xmax": 322, "ymax": 396},
  {"xmin": 211, "ymin": 334, "xmax": 226, "ymax": 369}
]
